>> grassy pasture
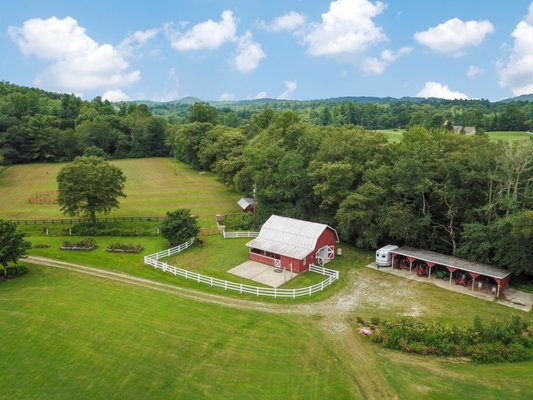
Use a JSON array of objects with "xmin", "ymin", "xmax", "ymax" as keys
[
  {"xmin": 374, "ymin": 129, "xmax": 404, "ymax": 142},
  {"xmin": 0, "ymin": 158, "xmax": 241, "ymax": 228},
  {"xmin": 2, "ymin": 261, "xmax": 532, "ymax": 399},
  {"xmin": 0, "ymin": 266, "xmax": 359, "ymax": 400},
  {"xmin": 486, "ymin": 131, "xmax": 533, "ymax": 141},
  {"xmin": 373, "ymin": 129, "xmax": 533, "ymax": 142}
]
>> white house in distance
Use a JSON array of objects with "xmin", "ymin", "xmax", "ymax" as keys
[{"xmin": 245, "ymin": 215, "xmax": 339, "ymax": 273}]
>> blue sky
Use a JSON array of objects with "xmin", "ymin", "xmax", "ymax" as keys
[{"xmin": 1, "ymin": 0, "xmax": 532, "ymax": 101}]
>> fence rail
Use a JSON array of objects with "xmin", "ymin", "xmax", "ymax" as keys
[
  {"xmin": 223, "ymin": 231, "xmax": 259, "ymax": 239},
  {"xmin": 10, "ymin": 216, "xmax": 164, "ymax": 225},
  {"xmin": 144, "ymin": 240, "xmax": 339, "ymax": 299}
]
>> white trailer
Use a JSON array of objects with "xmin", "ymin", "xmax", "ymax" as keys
[{"xmin": 375, "ymin": 245, "xmax": 398, "ymax": 267}]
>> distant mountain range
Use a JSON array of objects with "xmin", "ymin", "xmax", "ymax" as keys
[{"xmin": 133, "ymin": 94, "xmax": 533, "ymax": 106}]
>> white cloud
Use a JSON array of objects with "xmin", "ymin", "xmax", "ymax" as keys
[
  {"xmin": 8, "ymin": 16, "xmax": 140, "ymax": 93},
  {"xmin": 234, "ymin": 31, "xmax": 266, "ymax": 73},
  {"xmin": 498, "ymin": 2, "xmax": 533, "ymax": 96},
  {"xmin": 259, "ymin": 11, "xmax": 306, "ymax": 32},
  {"xmin": 219, "ymin": 92, "xmax": 235, "ymax": 101},
  {"xmin": 277, "ymin": 80, "xmax": 297, "ymax": 100},
  {"xmin": 414, "ymin": 18, "xmax": 494, "ymax": 56},
  {"xmin": 302, "ymin": 0, "xmax": 387, "ymax": 57},
  {"xmin": 102, "ymin": 89, "xmax": 130, "ymax": 102},
  {"xmin": 361, "ymin": 46, "xmax": 412, "ymax": 75},
  {"xmin": 118, "ymin": 28, "xmax": 159, "ymax": 57},
  {"xmin": 467, "ymin": 65, "xmax": 484, "ymax": 78},
  {"xmin": 167, "ymin": 10, "xmax": 237, "ymax": 51},
  {"xmin": 254, "ymin": 91, "xmax": 268, "ymax": 99},
  {"xmin": 416, "ymin": 81, "xmax": 469, "ymax": 100}
]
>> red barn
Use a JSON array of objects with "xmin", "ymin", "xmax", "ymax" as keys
[{"xmin": 245, "ymin": 215, "xmax": 339, "ymax": 273}]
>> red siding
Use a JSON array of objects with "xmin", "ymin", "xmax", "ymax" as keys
[
  {"xmin": 249, "ymin": 252, "xmax": 276, "ymax": 266},
  {"xmin": 315, "ymin": 228, "xmax": 338, "ymax": 253},
  {"xmin": 248, "ymin": 226, "xmax": 338, "ymax": 273}
]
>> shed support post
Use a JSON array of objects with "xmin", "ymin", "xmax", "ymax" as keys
[
  {"xmin": 449, "ymin": 271, "xmax": 453, "ymax": 285},
  {"xmin": 497, "ymin": 285, "xmax": 500, "ymax": 298},
  {"xmin": 409, "ymin": 261, "xmax": 413, "ymax": 274},
  {"xmin": 472, "ymin": 278, "xmax": 475, "ymax": 291},
  {"xmin": 428, "ymin": 266, "xmax": 432, "ymax": 279}
]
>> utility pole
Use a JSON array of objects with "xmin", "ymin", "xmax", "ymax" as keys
[{"xmin": 253, "ymin": 183, "xmax": 257, "ymax": 229}]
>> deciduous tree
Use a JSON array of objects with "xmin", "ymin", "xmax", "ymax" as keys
[{"xmin": 57, "ymin": 156, "xmax": 126, "ymax": 225}]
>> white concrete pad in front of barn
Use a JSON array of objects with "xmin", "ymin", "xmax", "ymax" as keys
[{"xmin": 228, "ymin": 261, "xmax": 300, "ymax": 288}]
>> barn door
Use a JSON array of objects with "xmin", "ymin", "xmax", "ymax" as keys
[
  {"xmin": 326, "ymin": 245, "xmax": 335, "ymax": 260},
  {"xmin": 316, "ymin": 246, "xmax": 335, "ymax": 266}
]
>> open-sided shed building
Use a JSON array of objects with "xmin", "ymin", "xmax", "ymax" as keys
[
  {"xmin": 390, "ymin": 246, "xmax": 511, "ymax": 298},
  {"xmin": 245, "ymin": 215, "xmax": 339, "ymax": 273}
]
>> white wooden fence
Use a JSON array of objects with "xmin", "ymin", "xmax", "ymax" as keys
[
  {"xmin": 223, "ymin": 231, "xmax": 259, "ymax": 239},
  {"xmin": 144, "ymin": 239, "xmax": 340, "ymax": 298}
]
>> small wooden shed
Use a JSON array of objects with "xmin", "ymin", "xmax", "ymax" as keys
[
  {"xmin": 245, "ymin": 215, "xmax": 339, "ymax": 273},
  {"xmin": 237, "ymin": 197, "xmax": 255, "ymax": 212}
]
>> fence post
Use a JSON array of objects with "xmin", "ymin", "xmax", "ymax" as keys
[
  {"xmin": 309, "ymin": 286, "xmax": 312, "ymax": 296},
  {"xmin": 256, "ymin": 287, "xmax": 259, "ymax": 296},
  {"xmin": 240, "ymin": 284, "xmax": 243, "ymax": 293}
]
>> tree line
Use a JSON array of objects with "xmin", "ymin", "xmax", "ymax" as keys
[
  {"xmin": 0, "ymin": 82, "xmax": 168, "ymax": 164},
  {"xmin": 150, "ymin": 96, "xmax": 533, "ymax": 132},
  {"xmin": 172, "ymin": 108, "xmax": 533, "ymax": 277}
]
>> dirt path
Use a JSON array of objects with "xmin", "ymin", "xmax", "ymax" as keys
[{"xmin": 25, "ymin": 256, "xmax": 395, "ymax": 399}]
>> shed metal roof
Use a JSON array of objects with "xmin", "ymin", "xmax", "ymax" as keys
[
  {"xmin": 237, "ymin": 197, "xmax": 254, "ymax": 210},
  {"xmin": 245, "ymin": 215, "xmax": 339, "ymax": 260},
  {"xmin": 391, "ymin": 246, "xmax": 511, "ymax": 279}
]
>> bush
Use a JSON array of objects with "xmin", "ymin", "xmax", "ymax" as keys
[
  {"xmin": 160, "ymin": 209, "xmax": 200, "ymax": 246},
  {"xmin": 366, "ymin": 315, "xmax": 532, "ymax": 363},
  {"xmin": 221, "ymin": 213, "xmax": 254, "ymax": 231},
  {"xmin": 2, "ymin": 265, "xmax": 29, "ymax": 279}
]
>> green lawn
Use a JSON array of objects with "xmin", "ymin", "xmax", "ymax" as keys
[
  {"xmin": 486, "ymin": 131, "xmax": 533, "ymax": 141},
  {"xmin": 27, "ymin": 235, "xmax": 372, "ymax": 301},
  {"xmin": 0, "ymin": 266, "xmax": 359, "ymax": 400},
  {"xmin": 374, "ymin": 129, "xmax": 404, "ymax": 142},
  {"xmin": 3, "ymin": 260, "xmax": 532, "ymax": 399},
  {"xmin": 0, "ymin": 158, "xmax": 241, "ymax": 228},
  {"xmin": 371, "ymin": 129, "xmax": 533, "ymax": 143}
]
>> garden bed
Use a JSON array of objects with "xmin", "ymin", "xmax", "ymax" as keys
[
  {"xmin": 60, "ymin": 239, "xmax": 96, "ymax": 251},
  {"xmin": 106, "ymin": 242, "xmax": 144, "ymax": 253}
]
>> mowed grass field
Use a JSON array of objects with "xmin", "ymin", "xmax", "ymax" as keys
[
  {"xmin": 0, "ymin": 266, "xmax": 359, "ymax": 400},
  {"xmin": 486, "ymin": 131, "xmax": 533, "ymax": 141},
  {"xmin": 2, "ymin": 264, "xmax": 532, "ymax": 399},
  {"xmin": 374, "ymin": 129, "xmax": 533, "ymax": 142},
  {"xmin": 374, "ymin": 129, "xmax": 405, "ymax": 142},
  {"xmin": 0, "ymin": 158, "xmax": 241, "ymax": 228}
]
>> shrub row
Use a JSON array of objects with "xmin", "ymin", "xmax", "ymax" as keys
[
  {"xmin": 368, "ymin": 316, "xmax": 532, "ymax": 363},
  {"xmin": 61, "ymin": 238, "xmax": 96, "ymax": 250},
  {"xmin": 106, "ymin": 242, "xmax": 144, "ymax": 253}
]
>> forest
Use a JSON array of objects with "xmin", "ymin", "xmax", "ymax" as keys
[{"xmin": 1, "ymin": 81, "xmax": 532, "ymax": 277}]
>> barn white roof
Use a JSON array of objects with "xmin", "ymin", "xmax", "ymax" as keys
[{"xmin": 245, "ymin": 215, "xmax": 339, "ymax": 260}]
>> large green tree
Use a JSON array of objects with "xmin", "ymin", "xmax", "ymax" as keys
[
  {"xmin": 0, "ymin": 219, "xmax": 31, "ymax": 277},
  {"xmin": 57, "ymin": 156, "xmax": 126, "ymax": 225}
]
